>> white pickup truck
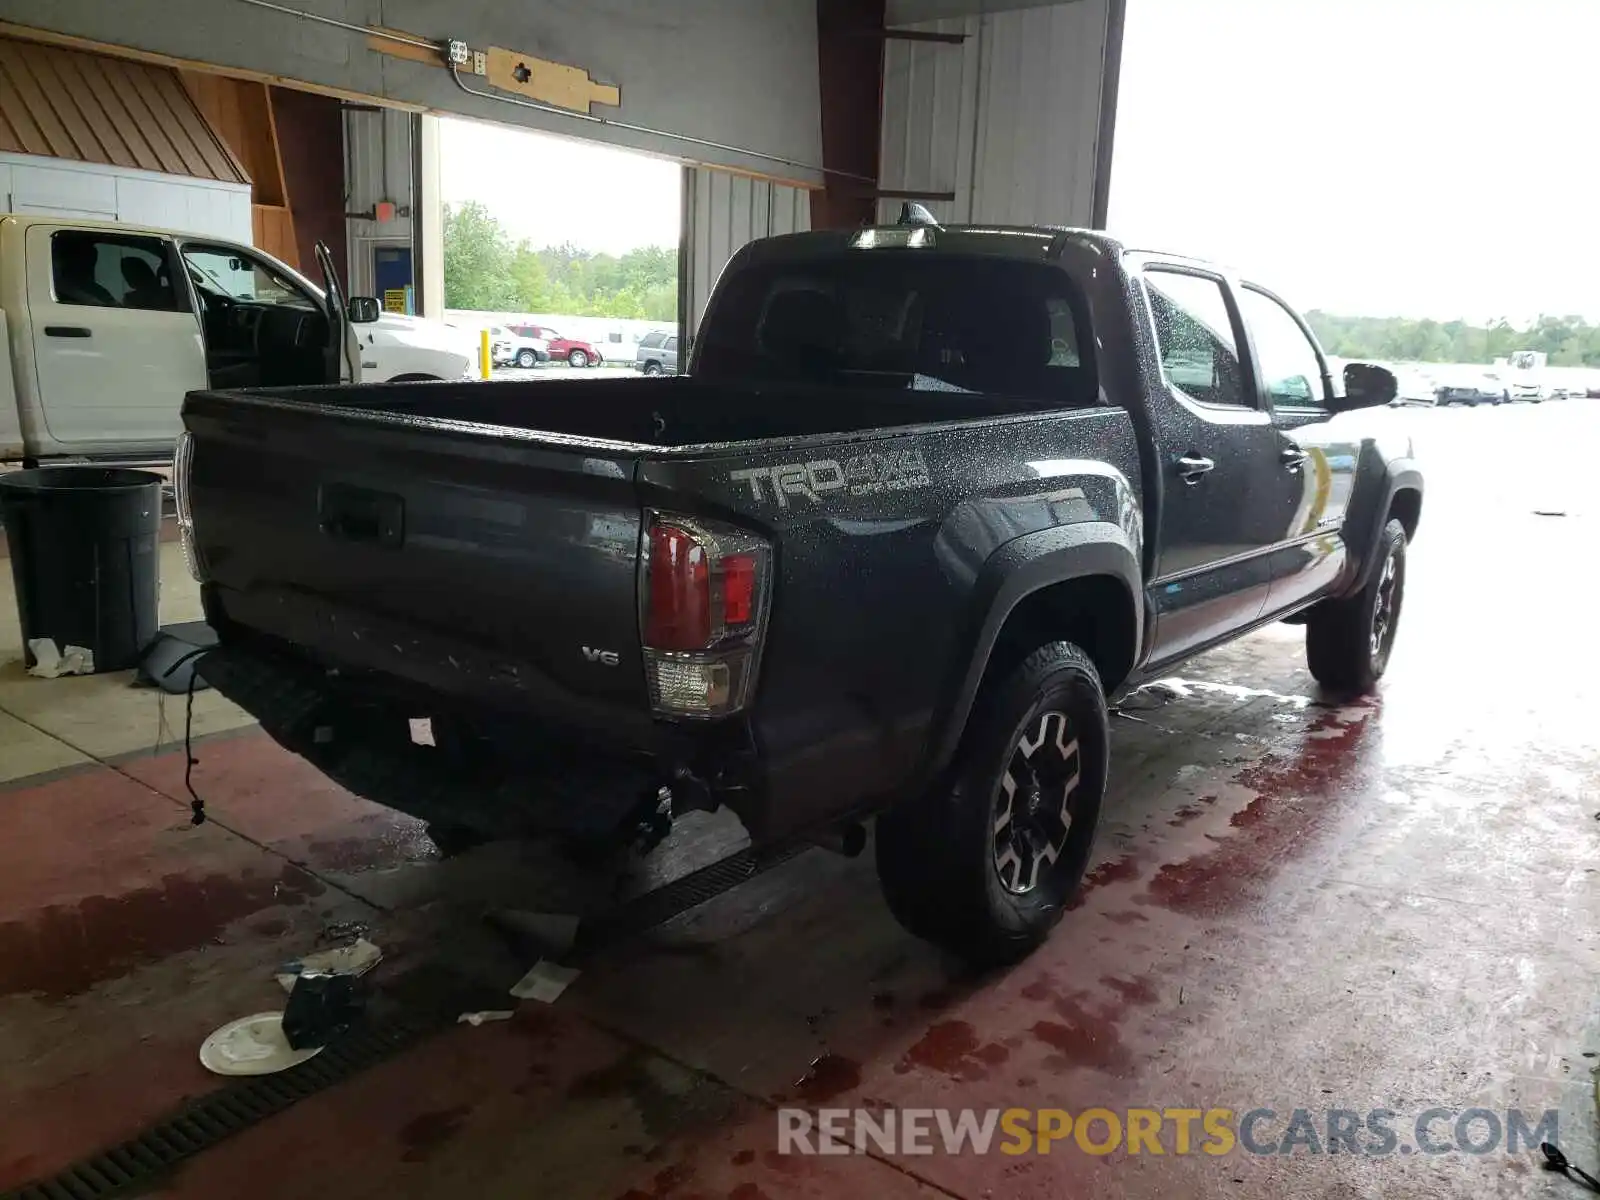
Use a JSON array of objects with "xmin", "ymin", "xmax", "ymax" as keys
[{"xmin": 0, "ymin": 214, "xmax": 473, "ymax": 464}]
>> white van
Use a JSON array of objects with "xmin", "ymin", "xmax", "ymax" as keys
[{"xmin": 0, "ymin": 215, "xmax": 473, "ymax": 464}]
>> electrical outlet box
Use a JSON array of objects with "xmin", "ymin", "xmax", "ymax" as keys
[
  {"xmin": 447, "ymin": 39, "xmax": 470, "ymax": 65},
  {"xmin": 472, "ymin": 50, "xmax": 488, "ymax": 76}
]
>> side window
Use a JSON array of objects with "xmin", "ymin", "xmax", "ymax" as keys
[
  {"xmin": 665, "ymin": 336, "xmax": 679, "ymax": 354},
  {"xmin": 51, "ymin": 231, "xmax": 184, "ymax": 312},
  {"xmin": 1143, "ymin": 269, "xmax": 1250, "ymax": 408},
  {"xmin": 182, "ymin": 246, "xmax": 314, "ymax": 308},
  {"xmin": 1239, "ymin": 287, "xmax": 1325, "ymax": 409}
]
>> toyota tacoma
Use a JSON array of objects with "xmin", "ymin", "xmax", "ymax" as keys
[{"xmin": 177, "ymin": 218, "xmax": 1421, "ymax": 965}]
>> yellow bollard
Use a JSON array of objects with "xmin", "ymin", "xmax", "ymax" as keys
[{"xmin": 479, "ymin": 329, "xmax": 492, "ymax": 380}]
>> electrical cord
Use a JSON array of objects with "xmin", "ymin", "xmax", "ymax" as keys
[
  {"xmin": 153, "ymin": 645, "xmax": 214, "ymax": 826},
  {"xmin": 232, "ymin": 0, "xmax": 440, "ymax": 49}
]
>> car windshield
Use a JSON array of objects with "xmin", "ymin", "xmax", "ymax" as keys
[{"xmin": 696, "ymin": 253, "xmax": 1095, "ymax": 404}]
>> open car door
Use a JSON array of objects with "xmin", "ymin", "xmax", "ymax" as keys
[{"xmin": 314, "ymin": 240, "xmax": 359, "ymax": 384}]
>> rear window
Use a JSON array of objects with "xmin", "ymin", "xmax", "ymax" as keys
[
  {"xmin": 639, "ymin": 331, "xmax": 667, "ymax": 349},
  {"xmin": 696, "ymin": 254, "xmax": 1095, "ymax": 404}
]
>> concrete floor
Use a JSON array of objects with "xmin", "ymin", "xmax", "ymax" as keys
[{"xmin": 0, "ymin": 402, "xmax": 1596, "ymax": 1198}]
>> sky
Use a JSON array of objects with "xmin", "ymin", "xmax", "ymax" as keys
[
  {"xmin": 1108, "ymin": 0, "xmax": 1600, "ymax": 322},
  {"xmin": 439, "ymin": 116, "xmax": 681, "ymax": 256}
]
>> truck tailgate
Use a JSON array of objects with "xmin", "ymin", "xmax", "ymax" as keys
[{"xmin": 184, "ymin": 390, "xmax": 654, "ymax": 748}]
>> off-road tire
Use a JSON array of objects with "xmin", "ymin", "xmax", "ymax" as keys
[
  {"xmin": 875, "ymin": 641, "xmax": 1108, "ymax": 967},
  {"xmin": 1306, "ymin": 517, "xmax": 1407, "ymax": 694}
]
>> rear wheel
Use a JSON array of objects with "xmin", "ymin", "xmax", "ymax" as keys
[
  {"xmin": 568, "ymin": 349, "xmax": 589, "ymax": 368},
  {"xmin": 875, "ymin": 641, "xmax": 1108, "ymax": 967},
  {"xmin": 643, "ymin": 361, "xmax": 663, "ymax": 376},
  {"xmin": 1305, "ymin": 517, "xmax": 1407, "ymax": 694},
  {"xmin": 515, "ymin": 349, "xmax": 537, "ymax": 369}
]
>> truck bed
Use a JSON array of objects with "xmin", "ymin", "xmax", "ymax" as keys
[{"xmin": 217, "ymin": 373, "xmax": 1099, "ymax": 448}]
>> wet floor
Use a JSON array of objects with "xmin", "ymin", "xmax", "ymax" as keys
[{"xmin": 0, "ymin": 401, "xmax": 1596, "ymax": 1198}]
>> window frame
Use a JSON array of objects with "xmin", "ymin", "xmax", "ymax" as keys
[
  {"xmin": 177, "ymin": 240, "xmax": 321, "ymax": 313},
  {"xmin": 48, "ymin": 229, "xmax": 191, "ymax": 314},
  {"xmin": 1139, "ymin": 262, "xmax": 1261, "ymax": 413},
  {"xmin": 1237, "ymin": 281, "xmax": 1333, "ymax": 413}
]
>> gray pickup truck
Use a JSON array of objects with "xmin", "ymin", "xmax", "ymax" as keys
[{"xmin": 178, "ymin": 217, "xmax": 1421, "ymax": 965}]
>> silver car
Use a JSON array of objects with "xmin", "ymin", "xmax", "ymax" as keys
[{"xmin": 634, "ymin": 330, "xmax": 679, "ymax": 376}]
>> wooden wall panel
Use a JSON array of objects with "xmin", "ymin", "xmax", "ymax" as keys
[{"xmin": 252, "ymin": 203, "xmax": 297, "ymax": 268}]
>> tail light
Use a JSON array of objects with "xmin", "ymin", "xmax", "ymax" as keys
[
  {"xmin": 641, "ymin": 513, "xmax": 771, "ymax": 718},
  {"xmin": 172, "ymin": 431, "xmax": 202, "ymax": 582}
]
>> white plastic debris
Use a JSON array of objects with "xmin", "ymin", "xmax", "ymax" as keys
[
  {"xmin": 274, "ymin": 937, "xmax": 383, "ymax": 993},
  {"xmin": 457, "ymin": 1010, "xmax": 516, "ymax": 1027},
  {"xmin": 509, "ymin": 960, "xmax": 581, "ymax": 1004},
  {"xmin": 26, "ymin": 638, "xmax": 94, "ymax": 678},
  {"xmin": 199, "ymin": 1012, "xmax": 323, "ymax": 1076},
  {"xmin": 409, "ymin": 717, "xmax": 436, "ymax": 746}
]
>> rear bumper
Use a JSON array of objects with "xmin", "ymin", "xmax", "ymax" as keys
[{"xmin": 199, "ymin": 640, "xmax": 665, "ymax": 840}]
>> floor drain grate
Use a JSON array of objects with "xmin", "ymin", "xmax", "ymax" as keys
[{"xmin": 1, "ymin": 1011, "xmax": 445, "ymax": 1200}]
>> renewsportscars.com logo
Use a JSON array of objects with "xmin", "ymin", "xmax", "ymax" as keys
[{"xmin": 776, "ymin": 1106, "xmax": 1560, "ymax": 1158}]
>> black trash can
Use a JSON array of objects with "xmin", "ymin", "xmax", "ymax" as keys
[{"xmin": 0, "ymin": 467, "xmax": 163, "ymax": 674}]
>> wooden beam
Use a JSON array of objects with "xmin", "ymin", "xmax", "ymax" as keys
[
  {"xmin": 483, "ymin": 47, "xmax": 619, "ymax": 114},
  {"xmin": 366, "ymin": 29, "xmax": 441, "ymax": 69}
]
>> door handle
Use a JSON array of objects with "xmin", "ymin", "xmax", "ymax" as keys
[
  {"xmin": 44, "ymin": 326, "xmax": 92, "ymax": 338},
  {"xmin": 1175, "ymin": 454, "xmax": 1216, "ymax": 484},
  {"xmin": 1280, "ymin": 445, "xmax": 1309, "ymax": 470}
]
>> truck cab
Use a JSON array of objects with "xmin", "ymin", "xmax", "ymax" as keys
[{"xmin": 0, "ymin": 215, "xmax": 471, "ymax": 464}]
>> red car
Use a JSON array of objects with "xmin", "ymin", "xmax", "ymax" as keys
[{"xmin": 510, "ymin": 324, "xmax": 603, "ymax": 368}]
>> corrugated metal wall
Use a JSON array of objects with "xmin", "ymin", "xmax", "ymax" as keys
[
  {"xmin": 877, "ymin": 0, "xmax": 1110, "ymax": 227},
  {"xmin": 345, "ymin": 106, "xmax": 415, "ymax": 297},
  {"xmin": 0, "ymin": 37, "xmax": 247, "ymax": 185},
  {"xmin": 680, "ymin": 167, "xmax": 811, "ymax": 341}
]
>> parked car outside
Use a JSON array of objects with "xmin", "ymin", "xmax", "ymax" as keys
[
  {"xmin": 488, "ymin": 325, "xmax": 550, "ymax": 369},
  {"xmin": 1389, "ymin": 368, "xmax": 1437, "ymax": 407},
  {"xmin": 1435, "ymin": 372, "xmax": 1508, "ymax": 406},
  {"xmin": 634, "ymin": 330, "xmax": 678, "ymax": 376},
  {"xmin": 511, "ymin": 324, "xmax": 603, "ymax": 368}
]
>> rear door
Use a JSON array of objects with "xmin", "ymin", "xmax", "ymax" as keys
[
  {"xmin": 1235, "ymin": 284, "xmax": 1359, "ymax": 615},
  {"xmin": 26, "ymin": 225, "xmax": 204, "ymax": 449},
  {"xmin": 1137, "ymin": 262, "xmax": 1282, "ymax": 666}
]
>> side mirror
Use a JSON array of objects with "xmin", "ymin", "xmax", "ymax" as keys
[
  {"xmin": 1333, "ymin": 362, "xmax": 1398, "ymax": 412},
  {"xmin": 347, "ymin": 296, "xmax": 381, "ymax": 324}
]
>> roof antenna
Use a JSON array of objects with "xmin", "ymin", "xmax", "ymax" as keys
[{"xmin": 898, "ymin": 202, "xmax": 941, "ymax": 228}]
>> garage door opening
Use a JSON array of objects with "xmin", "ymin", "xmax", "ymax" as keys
[{"xmin": 440, "ymin": 117, "xmax": 681, "ymax": 376}]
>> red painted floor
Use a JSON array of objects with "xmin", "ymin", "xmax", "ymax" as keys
[{"xmin": 0, "ymin": 405, "xmax": 1597, "ymax": 1198}]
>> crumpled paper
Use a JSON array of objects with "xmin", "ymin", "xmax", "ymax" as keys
[
  {"xmin": 509, "ymin": 960, "xmax": 580, "ymax": 1004},
  {"xmin": 27, "ymin": 638, "xmax": 94, "ymax": 678}
]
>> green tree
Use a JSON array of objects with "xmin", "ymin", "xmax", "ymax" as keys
[
  {"xmin": 1305, "ymin": 310, "xmax": 1600, "ymax": 367},
  {"xmin": 442, "ymin": 202, "xmax": 523, "ymax": 311}
]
